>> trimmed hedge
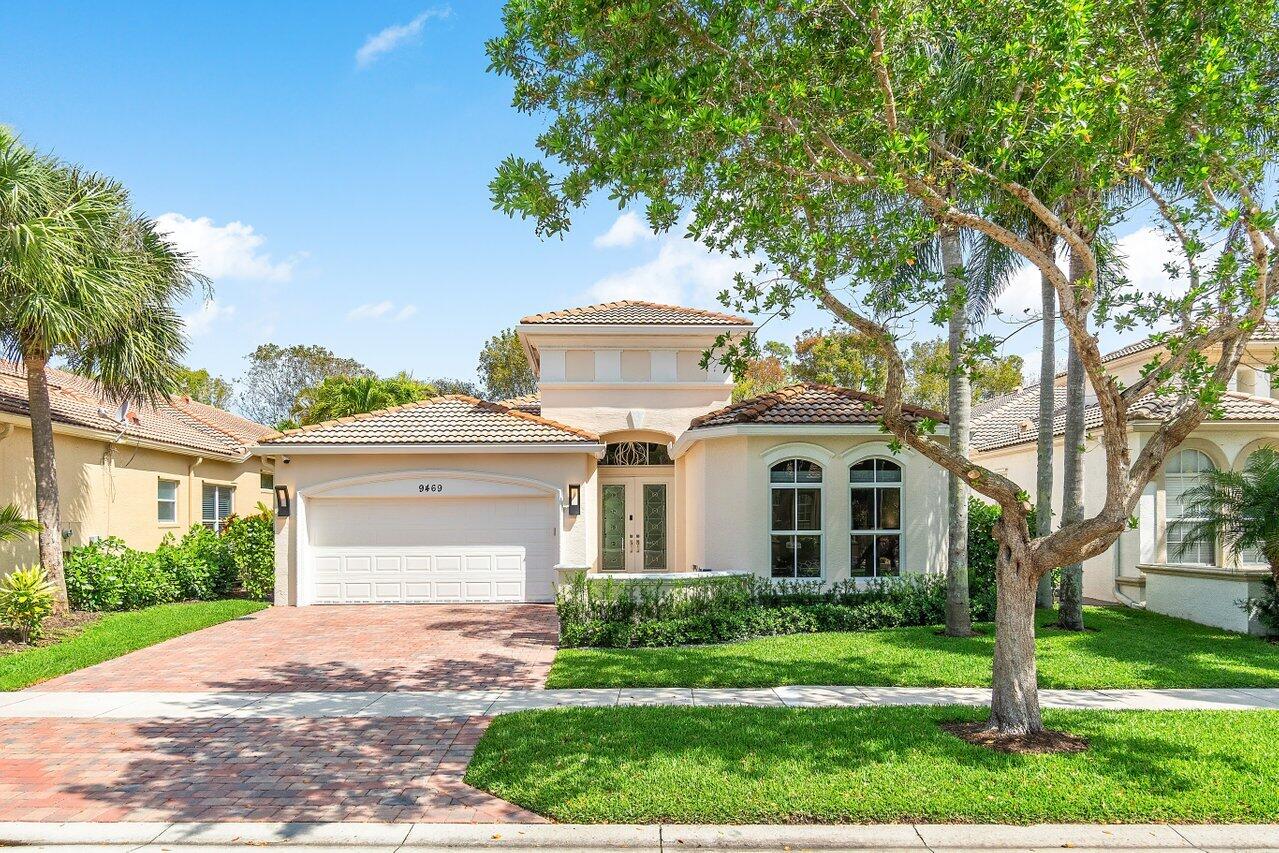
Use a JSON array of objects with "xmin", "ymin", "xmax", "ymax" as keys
[
  {"xmin": 558, "ymin": 498, "xmax": 1015, "ymax": 649},
  {"xmin": 65, "ymin": 510, "xmax": 274, "ymax": 611}
]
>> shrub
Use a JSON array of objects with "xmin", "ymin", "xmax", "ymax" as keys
[
  {"xmin": 222, "ymin": 506, "xmax": 274, "ymax": 601},
  {"xmin": 556, "ymin": 572, "xmax": 950, "ymax": 648},
  {"xmin": 0, "ymin": 566, "xmax": 56, "ymax": 642},
  {"xmin": 1241, "ymin": 578, "xmax": 1279, "ymax": 636},
  {"xmin": 64, "ymin": 511, "xmax": 272, "ymax": 611},
  {"xmin": 966, "ymin": 497, "xmax": 1039, "ymax": 621}
]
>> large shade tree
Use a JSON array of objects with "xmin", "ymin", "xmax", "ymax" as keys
[
  {"xmin": 489, "ymin": 0, "xmax": 1279, "ymax": 736},
  {"xmin": 0, "ymin": 128, "xmax": 203, "ymax": 607}
]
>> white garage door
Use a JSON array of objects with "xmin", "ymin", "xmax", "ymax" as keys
[{"xmin": 305, "ymin": 496, "xmax": 556, "ymax": 604}]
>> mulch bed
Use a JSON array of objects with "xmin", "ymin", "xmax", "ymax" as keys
[
  {"xmin": 941, "ymin": 721, "xmax": 1089, "ymax": 754},
  {"xmin": 0, "ymin": 610, "xmax": 100, "ymax": 654}
]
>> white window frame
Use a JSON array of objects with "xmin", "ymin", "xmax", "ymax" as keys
[
  {"xmin": 260, "ymin": 471, "xmax": 275, "ymax": 491},
  {"xmin": 157, "ymin": 479, "xmax": 179, "ymax": 525},
  {"xmin": 849, "ymin": 458, "xmax": 904, "ymax": 578},
  {"xmin": 202, "ymin": 483, "xmax": 235, "ymax": 532},
  {"xmin": 1164, "ymin": 448, "xmax": 1216, "ymax": 566},
  {"xmin": 769, "ymin": 459, "xmax": 824, "ymax": 580}
]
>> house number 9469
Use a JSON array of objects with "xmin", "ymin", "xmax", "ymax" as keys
[{"xmin": 418, "ymin": 483, "xmax": 444, "ymax": 493}]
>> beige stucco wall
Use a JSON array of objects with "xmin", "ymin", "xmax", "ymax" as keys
[
  {"xmin": 0, "ymin": 416, "xmax": 266, "ymax": 573},
  {"xmin": 681, "ymin": 433, "xmax": 948, "ymax": 582},
  {"xmin": 269, "ymin": 450, "xmax": 599, "ymax": 605},
  {"xmin": 975, "ymin": 424, "xmax": 1279, "ymax": 606},
  {"xmin": 541, "ymin": 385, "xmax": 734, "ymax": 440}
]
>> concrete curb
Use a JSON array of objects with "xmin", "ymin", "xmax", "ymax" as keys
[{"xmin": 3, "ymin": 822, "xmax": 1279, "ymax": 850}]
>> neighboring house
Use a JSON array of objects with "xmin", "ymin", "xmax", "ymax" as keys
[
  {"xmin": 971, "ymin": 325, "xmax": 1279, "ymax": 634},
  {"xmin": 0, "ymin": 360, "xmax": 276, "ymax": 570},
  {"xmin": 259, "ymin": 300, "xmax": 950, "ymax": 606}
]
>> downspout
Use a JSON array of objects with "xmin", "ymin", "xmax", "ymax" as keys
[{"xmin": 189, "ymin": 457, "xmax": 204, "ymax": 528}]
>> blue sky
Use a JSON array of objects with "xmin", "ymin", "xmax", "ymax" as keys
[{"xmin": 2, "ymin": 2, "xmax": 1167, "ymax": 392}]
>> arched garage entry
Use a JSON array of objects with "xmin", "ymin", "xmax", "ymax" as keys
[{"xmin": 297, "ymin": 470, "xmax": 563, "ymax": 605}]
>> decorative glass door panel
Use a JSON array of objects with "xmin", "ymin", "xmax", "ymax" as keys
[
  {"xmin": 600, "ymin": 477, "xmax": 672, "ymax": 571},
  {"xmin": 601, "ymin": 484, "xmax": 628, "ymax": 570},
  {"xmin": 642, "ymin": 484, "xmax": 667, "ymax": 570}
]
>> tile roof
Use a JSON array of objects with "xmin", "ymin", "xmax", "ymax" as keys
[
  {"xmin": 1087, "ymin": 320, "xmax": 1279, "ymax": 369},
  {"xmin": 689, "ymin": 383, "xmax": 947, "ymax": 430},
  {"xmin": 520, "ymin": 300, "xmax": 752, "ymax": 326},
  {"xmin": 260, "ymin": 395, "xmax": 599, "ymax": 446},
  {"xmin": 971, "ymin": 384, "xmax": 1279, "ymax": 452},
  {"xmin": 496, "ymin": 392, "xmax": 541, "ymax": 415},
  {"xmin": 0, "ymin": 360, "xmax": 271, "ymax": 458}
]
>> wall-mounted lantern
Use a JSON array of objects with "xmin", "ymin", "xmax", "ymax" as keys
[
  {"xmin": 274, "ymin": 485, "xmax": 292, "ymax": 517},
  {"xmin": 567, "ymin": 484, "xmax": 581, "ymax": 516}
]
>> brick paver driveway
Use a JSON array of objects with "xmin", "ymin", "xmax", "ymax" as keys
[
  {"xmin": 38, "ymin": 604, "xmax": 559, "ymax": 692},
  {"xmin": 0, "ymin": 605, "xmax": 557, "ymax": 823}
]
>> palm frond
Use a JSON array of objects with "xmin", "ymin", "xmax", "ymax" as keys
[{"xmin": 0, "ymin": 503, "xmax": 39, "ymax": 543}]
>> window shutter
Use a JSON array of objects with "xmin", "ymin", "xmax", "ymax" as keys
[{"xmin": 202, "ymin": 484, "xmax": 217, "ymax": 523}]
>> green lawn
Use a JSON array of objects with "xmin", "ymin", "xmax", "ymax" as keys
[
  {"xmin": 0, "ymin": 599, "xmax": 267, "ymax": 690},
  {"xmin": 548, "ymin": 606, "xmax": 1279, "ymax": 689},
  {"xmin": 467, "ymin": 705, "xmax": 1279, "ymax": 824}
]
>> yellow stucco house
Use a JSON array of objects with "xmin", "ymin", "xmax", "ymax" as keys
[{"xmin": 0, "ymin": 360, "xmax": 274, "ymax": 571}]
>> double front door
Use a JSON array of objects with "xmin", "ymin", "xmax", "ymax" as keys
[{"xmin": 600, "ymin": 476, "xmax": 671, "ymax": 571}]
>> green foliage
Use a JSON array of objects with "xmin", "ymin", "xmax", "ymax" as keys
[
  {"xmin": 0, "ymin": 126, "xmax": 205, "ymax": 403},
  {"xmin": 1242, "ymin": 578, "xmax": 1279, "ymax": 636},
  {"xmin": 479, "ymin": 328, "xmax": 537, "ymax": 399},
  {"xmin": 174, "ymin": 366, "xmax": 234, "ymax": 409},
  {"xmin": 293, "ymin": 372, "xmax": 434, "ymax": 425},
  {"xmin": 0, "ymin": 566, "xmax": 55, "ymax": 643},
  {"xmin": 1176, "ymin": 446, "xmax": 1279, "ymax": 575},
  {"xmin": 966, "ymin": 497, "xmax": 1037, "ymax": 618},
  {"xmin": 64, "ymin": 512, "xmax": 270, "ymax": 610},
  {"xmin": 903, "ymin": 340, "xmax": 1024, "ymax": 412},
  {"xmin": 0, "ymin": 503, "xmax": 40, "ymax": 543},
  {"xmin": 792, "ymin": 329, "xmax": 886, "ymax": 391},
  {"xmin": 221, "ymin": 508, "xmax": 275, "ymax": 601},
  {"xmin": 732, "ymin": 340, "xmax": 792, "ymax": 401},
  {"xmin": 238, "ymin": 343, "xmax": 371, "ymax": 427},
  {"xmin": 556, "ymin": 572, "xmax": 949, "ymax": 648}
]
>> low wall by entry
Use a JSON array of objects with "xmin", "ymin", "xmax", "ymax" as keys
[{"xmin": 1140, "ymin": 563, "xmax": 1271, "ymax": 636}]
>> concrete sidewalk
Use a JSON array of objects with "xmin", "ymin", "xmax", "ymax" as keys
[
  {"xmin": 2, "ymin": 686, "xmax": 1278, "ymax": 718},
  {"xmin": 2, "ymin": 821, "xmax": 1278, "ymax": 850}
]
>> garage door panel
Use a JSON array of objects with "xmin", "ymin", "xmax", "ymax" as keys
[{"xmin": 305, "ymin": 495, "xmax": 556, "ymax": 604}]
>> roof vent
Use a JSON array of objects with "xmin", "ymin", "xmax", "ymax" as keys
[{"xmin": 1019, "ymin": 419, "xmax": 1033, "ymax": 432}]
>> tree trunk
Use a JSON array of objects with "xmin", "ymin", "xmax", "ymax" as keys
[
  {"xmin": 942, "ymin": 228, "xmax": 974, "ymax": 637},
  {"xmin": 23, "ymin": 350, "xmax": 69, "ymax": 611},
  {"xmin": 988, "ymin": 516, "xmax": 1044, "ymax": 734},
  {"xmin": 1056, "ymin": 249, "xmax": 1088, "ymax": 631},
  {"xmin": 1035, "ymin": 262, "xmax": 1057, "ymax": 609}
]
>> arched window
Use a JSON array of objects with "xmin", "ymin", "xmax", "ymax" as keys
[
  {"xmin": 849, "ymin": 458, "xmax": 902, "ymax": 577},
  {"xmin": 770, "ymin": 459, "xmax": 823, "ymax": 578},
  {"xmin": 601, "ymin": 441, "xmax": 673, "ymax": 466},
  {"xmin": 1165, "ymin": 448, "xmax": 1216, "ymax": 565}
]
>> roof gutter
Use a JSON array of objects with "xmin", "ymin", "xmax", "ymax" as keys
[
  {"xmin": 250, "ymin": 441, "xmax": 607, "ymax": 457},
  {"xmin": 670, "ymin": 423, "xmax": 949, "ymax": 458},
  {"xmin": 0, "ymin": 411, "xmax": 251, "ymax": 462}
]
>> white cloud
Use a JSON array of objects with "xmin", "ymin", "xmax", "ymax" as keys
[
  {"xmin": 587, "ymin": 230, "xmax": 754, "ymax": 306},
  {"xmin": 355, "ymin": 8, "xmax": 451, "ymax": 68},
  {"xmin": 156, "ymin": 213, "xmax": 295, "ymax": 283},
  {"xmin": 347, "ymin": 300, "xmax": 417, "ymax": 322},
  {"xmin": 183, "ymin": 299, "xmax": 236, "ymax": 337},
  {"xmin": 593, "ymin": 212, "xmax": 655, "ymax": 249}
]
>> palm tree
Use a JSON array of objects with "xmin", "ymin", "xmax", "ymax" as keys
[
  {"xmin": 293, "ymin": 374, "xmax": 435, "ymax": 426},
  {"xmin": 0, "ymin": 504, "xmax": 39, "ymax": 543},
  {"xmin": 0, "ymin": 128, "xmax": 203, "ymax": 608},
  {"xmin": 1175, "ymin": 446, "xmax": 1279, "ymax": 585}
]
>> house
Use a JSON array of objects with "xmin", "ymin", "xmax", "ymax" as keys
[
  {"xmin": 259, "ymin": 300, "xmax": 950, "ymax": 606},
  {"xmin": 971, "ymin": 326, "xmax": 1279, "ymax": 634},
  {"xmin": 0, "ymin": 360, "xmax": 276, "ymax": 570}
]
